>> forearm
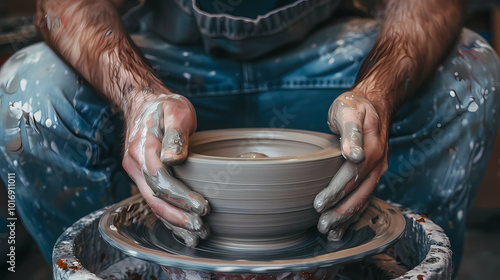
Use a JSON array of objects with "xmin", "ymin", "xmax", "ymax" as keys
[
  {"xmin": 354, "ymin": 0, "xmax": 464, "ymax": 117},
  {"xmin": 36, "ymin": 0, "xmax": 164, "ymax": 111}
]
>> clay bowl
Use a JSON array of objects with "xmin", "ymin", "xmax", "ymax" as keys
[{"xmin": 172, "ymin": 128, "xmax": 344, "ymax": 250}]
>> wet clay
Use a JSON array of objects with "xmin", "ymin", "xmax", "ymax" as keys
[
  {"xmin": 162, "ymin": 128, "xmax": 184, "ymax": 157},
  {"xmin": 143, "ymin": 168, "xmax": 208, "ymax": 217},
  {"xmin": 171, "ymin": 128, "xmax": 345, "ymax": 248},
  {"xmin": 158, "ymin": 216, "xmax": 210, "ymax": 248},
  {"xmin": 314, "ymin": 161, "xmax": 358, "ymax": 212},
  {"xmin": 342, "ymin": 121, "xmax": 365, "ymax": 162},
  {"xmin": 123, "ymin": 95, "xmax": 203, "ymax": 247},
  {"xmin": 327, "ymin": 93, "xmax": 372, "ymax": 164}
]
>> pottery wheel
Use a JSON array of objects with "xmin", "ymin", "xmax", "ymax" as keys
[{"xmin": 99, "ymin": 195, "xmax": 405, "ymax": 273}]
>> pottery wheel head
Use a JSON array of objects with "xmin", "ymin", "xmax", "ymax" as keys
[{"xmin": 99, "ymin": 195, "xmax": 406, "ymax": 273}]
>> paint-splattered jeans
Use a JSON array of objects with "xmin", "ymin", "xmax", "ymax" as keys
[{"xmin": 0, "ymin": 16, "xmax": 499, "ymax": 272}]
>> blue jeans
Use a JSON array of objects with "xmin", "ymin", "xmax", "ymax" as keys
[{"xmin": 0, "ymin": 13, "xmax": 499, "ymax": 272}]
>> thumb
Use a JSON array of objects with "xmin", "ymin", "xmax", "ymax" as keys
[
  {"xmin": 328, "ymin": 101, "xmax": 365, "ymax": 164},
  {"xmin": 160, "ymin": 127, "xmax": 189, "ymax": 164},
  {"xmin": 340, "ymin": 121, "xmax": 365, "ymax": 163}
]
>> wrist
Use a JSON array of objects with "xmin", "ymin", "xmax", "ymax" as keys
[
  {"xmin": 353, "ymin": 79, "xmax": 397, "ymax": 122},
  {"xmin": 121, "ymin": 82, "xmax": 170, "ymax": 114},
  {"xmin": 351, "ymin": 86, "xmax": 393, "ymax": 132}
]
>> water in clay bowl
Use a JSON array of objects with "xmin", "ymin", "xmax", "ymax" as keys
[{"xmin": 171, "ymin": 128, "xmax": 344, "ymax": 251}]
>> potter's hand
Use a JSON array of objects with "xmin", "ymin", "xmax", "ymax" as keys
[
  {"xmin": 122, "ymin": 89, "xmax": 210, "ymax": 247},
  {"xmin": 314, "ymin": 92, "xmax": 389, "ymax": 241}
]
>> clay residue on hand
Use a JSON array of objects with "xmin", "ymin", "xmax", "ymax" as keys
[
  {"xmin": 314, "ymin": 161, "xmax": 358, "ymax": 213},
  {"xmin": 158, "ymin": 216, "xmax": 209, "ymax": 247},
  {"xmin": 161, "ymin": 128, "xmax": 184, "ymax": 158},
  {"xmin": 318, "ymin": 204, "xmax": 365, "ymax": 241},
  {"xmin": 143, "ymin": 168, "xmax": 209, "ymax": 217},
  {"xmin": 342, "ymin": 121, "xmax": 365, "ymax": 163}
]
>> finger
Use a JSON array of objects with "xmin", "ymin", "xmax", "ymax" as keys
[
  {"xmin": 340, "ymin": 121, "xmax": 365, "ymax": 163},
  {"xmin": 317, "ymin": 195, "xmax": 370, "ymax": 238},
  {"xmin": 317, "ymin": 207, "xmax": 351, "ymax": 235},
  {"xmin": 327, "ymin": 95, "xmax": 362, "ymax": 134},
  {"xmin": 327, "ymin": 113, "xmax": 341, "ymax": 135},
  {"xmin": 319, "ymin": 164, "xmax": 384, "ymax": 239},
  {"xmin": 138, "ymin": 125, "xmax": 210, "ymax": 216},
  {"xmin": 144, "ymin": 100, "xmax": 191, "ymax": 165},
  {"xmin": 328, "ymin": 98, "xmax": 366, "ymax": 164},
  {"xmin": 123, "ymin": 157, "xmax": 203, "ymax": 230},
  {"xmin": 334, "ymin": 164, "xmax": 382, "ymax": 215},
  {"xmin": 158, "ymin": 216, "xmax": 210, "ymax": 247},
  {"xmin": 143, "ymin": 167, "xmax": 210, "ymax": 216},
  {"xmin": 159, "ymin": 96, "xmax": 197, "ymax": 165},
  {"xmin": 314, "ymin": 161, "xmax": 359, "ymax": 213},
  {"xmin": 328, "ymin": 218, "xmax": 356, "ymax": 241},
  {"xmin": 327, "ymin": 200, "xmax": 368, "ymax": 241}
]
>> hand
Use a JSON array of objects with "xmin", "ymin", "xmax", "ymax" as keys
[
  {"xmin": 314, "ymin": 91, "xmax": 389, "ymax": 241},
  {"xmin": 121, "ymin": 87, "xmax": 210, "ymax": 247}
]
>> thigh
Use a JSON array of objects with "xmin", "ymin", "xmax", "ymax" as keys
[
  {"xmin": 379, "ymin": 29, "xmax": 500, "ymax": 220},
  {"xmin": 376, "ymin": 29, "xmax": 500, "ymax": 268},
  {"xmin": 0, "ymin": 43, "xmax": 131, "ymax": 261}
]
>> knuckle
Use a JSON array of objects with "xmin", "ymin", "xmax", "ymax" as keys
[
  {"xmin": 127, "ymin": 149, "xmax": 141, "ymax": 164},
  {"xmin": 172, "ymin": 93, "xmax": 189, "ymax": 102},
  {"xmin": 173, "ymin": 94, "xmax": 195, "ymax": 111},
  {"xmin": 329, "ymin": 100, "xmax": 341, "ymax": 118},
  {"xmin": 122, "ymin": 156, "xmax": 134, "ymax": 173}
]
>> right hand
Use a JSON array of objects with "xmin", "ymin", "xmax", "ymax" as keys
[
  {"xmin": 314, "ymin": 92, "xmax": 389, "ymax": 241},
  {"xmin": 121, "ymin": 87, "xmax": 210, "ymax": 247}
]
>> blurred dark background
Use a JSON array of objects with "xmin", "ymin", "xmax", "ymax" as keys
[{"xmin": 0, "ymin": 0, "xmax": 499, "ymax": 279}]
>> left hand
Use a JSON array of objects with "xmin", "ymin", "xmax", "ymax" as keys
[
  {"xmin": 314, "ymin": 91, "xmax": 390, "ymax": 241},
  {"xmin": 122, "ymin": 88, "xmax": 210, "ymax": 247}
]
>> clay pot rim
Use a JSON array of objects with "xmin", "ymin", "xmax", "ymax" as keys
[{"xmin": 185, "ymin": 128, "xmax": 343, "ymax": 164}]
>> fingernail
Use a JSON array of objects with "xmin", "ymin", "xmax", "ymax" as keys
[{"xmin": 162, "ymin": 128, "xmax": 184, "ymax": 156}]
